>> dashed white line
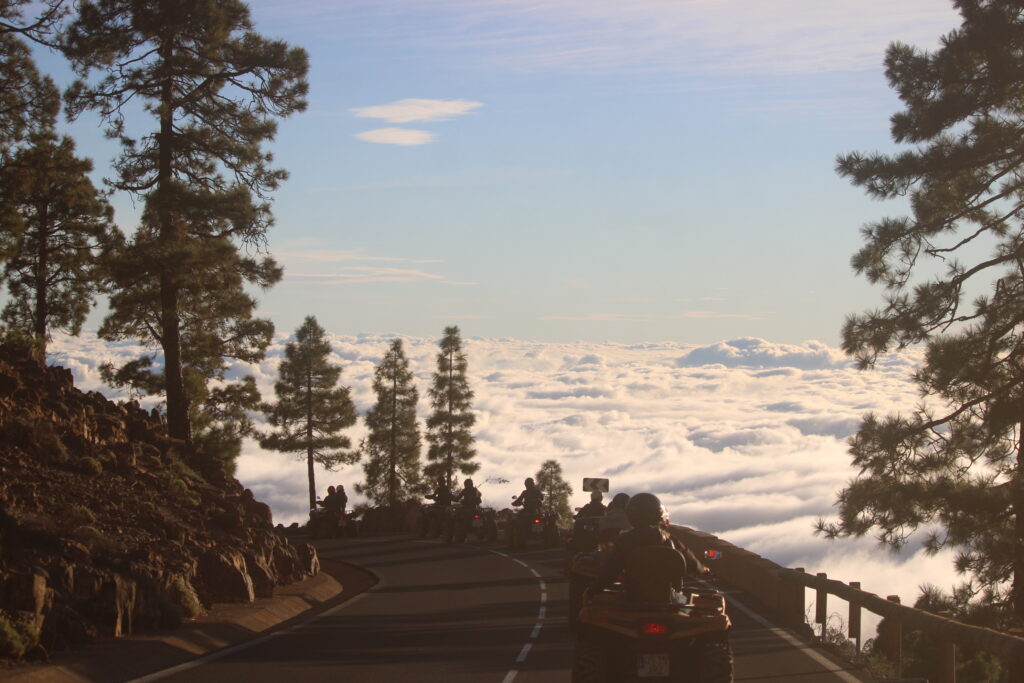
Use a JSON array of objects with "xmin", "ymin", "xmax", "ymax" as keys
[{"xmin": 516, "ymin": 643, "xmax": 533, "ymax": 663}]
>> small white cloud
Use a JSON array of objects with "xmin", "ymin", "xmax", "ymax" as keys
[
  {"xmin": 351, "ymin": 98, "xmax": 483, "ymax": 123},
  {"xmin": 287, "ymin": 267, "xmax": 444, "ymax": 284},
  {"xmin": 356, "ymin": 128, "xmax": 435, "ymax": 146}
]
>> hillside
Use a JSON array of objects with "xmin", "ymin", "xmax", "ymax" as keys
[{"xmin": 0, "ymin": 342, "xmax": 317, "ymax": 662}]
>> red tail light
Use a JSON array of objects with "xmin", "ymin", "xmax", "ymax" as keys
[
  {"xmin": 534, "ymin": 519, "xmax": 541, "ymax": 524},
  {"xmin": 642, "ymin": 622, "xmax": 668, "ymax": 635},
  {"xmin": 474, "ymin": 514, "xmax": 481, "ymax": 519}
]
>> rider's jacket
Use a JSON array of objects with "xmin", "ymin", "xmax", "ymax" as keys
[
  {"xmin": 320, "ymin": 491, "xmax": 344, "ymax": 513},
  {"xmin": 592, "ymin": 525, "xmax": 702, "ymax": 590},
  {"xmin": 427, "ymin": 486, "xmax": 453, "ymax": 507},
  {"xmin": 576, "ymin": 501, "xmax": 606, "ymax": 518},
  {"xmin": 513, "ymin": 487, "xmax": 543, "ymax": 513},
  {"xmin": 459, "ymin": 486, "xmax": 482, "ymax": 508}
]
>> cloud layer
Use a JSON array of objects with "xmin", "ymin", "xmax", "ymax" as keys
[
  {"xmin": 49, "ymin": 332, "xmax": 959, "ymax": 612},
  {"xmin": 355, "ymin": 128, "xmax": 435, "ymax": 146}
]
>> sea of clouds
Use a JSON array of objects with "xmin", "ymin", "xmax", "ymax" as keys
[{"xmin": 48, "ymin": 332, "xmax": 960, "ymax": 625}]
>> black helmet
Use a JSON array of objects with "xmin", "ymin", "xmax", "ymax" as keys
[
  {"xmin": 525, "ymin": 477, "xmax": 535, "ymax": 488},
  {"xmin": 626, "ymin": 492, "xmax": 662, "ymax": 527},
  {"xmin": 464, "ymin": 479, "xmax": 474, "ymax": 488}
]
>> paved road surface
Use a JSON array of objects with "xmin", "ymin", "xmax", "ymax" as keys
[{"xmin": 139, "ymin": 535, "xmax": 870, "ymax": 682}]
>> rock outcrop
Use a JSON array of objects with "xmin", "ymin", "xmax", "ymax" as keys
[{"xmin": 0, "ymin": 342, "xmax": 317, "ymax": 662}]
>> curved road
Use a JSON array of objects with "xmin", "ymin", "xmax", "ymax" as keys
[{"xmin": 138, "ymin": 535, "xmax": 869, "ymax": 682}]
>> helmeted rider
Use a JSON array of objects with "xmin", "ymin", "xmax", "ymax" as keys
[
  {"xmin": 335, "ymin": 484, "xmax": 348, "ymax": 514},
  {"xmin": 598, "ymin": 492, "xmax": 632, "ymax": 535},
  {"xmin": 425, "ymin": 477, "xmax": 453, "ymax": 508},
  {"xmin": 576, "ymin": 490, "xmax": 607, "ymax": 518},
  {"xmin": 457, "ymin": 478, "xmax": 483, "ymax": 509},
  {"xmin": 592, "ymin": 492, "xmax": 704, "ymax": 592},
  {"xmin": 319, "ymin": 485, "xmax": 343, "ymax": 513},
  {"xmin": 512, "ymin": 477, "xmax": 543, "ymax": 515}
]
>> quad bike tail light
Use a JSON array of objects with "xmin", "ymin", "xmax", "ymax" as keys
[
  {"xmin": 534, "ymin": 519, "xmax": 541, "ymax": 524},
  {"xmin": 642, "ymin": 622, "xmax": 668, "ymax": 635}
]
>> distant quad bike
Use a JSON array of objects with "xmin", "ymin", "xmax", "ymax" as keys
[
  {"xmin": 573, "ymin": 545, "xmax": 733, "ymax": 683},
  {"xmin": 308, "ymin": 507, "xmax": 354, "ymax": 540},
  {"xmin": 450, "ymin": 504, "xmax": 498, "ymax": 543},
  {"xmin": 418, "ymin": 503, "xmax": 450, "ymax": 539},
  {"xmin": 506, "ymin": 509, "xmax": 560, "ymax": 551}
]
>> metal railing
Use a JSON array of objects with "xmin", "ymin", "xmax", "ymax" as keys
[{"xmin": 668, "ymin": 524, "xmax": 1024, "ymax": 682}]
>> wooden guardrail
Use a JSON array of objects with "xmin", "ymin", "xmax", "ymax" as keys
[{"xmin": 668, "ymin": 524, "xmax": 1024, "ymax": 682}]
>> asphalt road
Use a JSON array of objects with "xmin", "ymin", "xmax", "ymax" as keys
[{"xmin": 140, "ymin": 535, "xmax": 870, "ymax": 682}]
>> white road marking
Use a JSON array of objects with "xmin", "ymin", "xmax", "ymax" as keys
[
  {"xmin": 501, "ymin": 671, "xmax": 518, "ymax": 683},
  {"xmin": 488, "ymin": 547, "xmax": 550, "ymax": 682},
  {"xmin": 516, "ymin": 643, "xmax": 532, "ymax": 663},
  {"xmin": 723, "ymin": 588, "xmax": 864, "ymax": 683}
]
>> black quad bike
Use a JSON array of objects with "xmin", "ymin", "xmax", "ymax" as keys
[
  {"xmin": 450, "ymin": 504, "xmax": 499, "ymax": 543},
  {"xmin": 572, "ymin": 545, "xmax": 733, "ymax": 682},
  {"xmin": 506, "ymin": 508, "xmax": 559, "ymax": 550},
  {"xmin": 307, "ymin": 505, "xmax": 353, "ymax": 539}
]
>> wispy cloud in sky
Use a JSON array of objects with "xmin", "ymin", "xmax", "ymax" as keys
[
  {"xmin": 355, "ymin": 127, "xmax": 436, "ymax": 145},
  {"xmin": 278, "ymin": 249, "xmax": 441, "ymax": 264},
  {"xmin": 261, "ymin": 0, "xmax": 958, "ymax": 76},
  {"xmin": 287, "ymin": 267, "xmax": 445, "ymax": 284},
  {"xmin": 351, "ymin": 98, "xmax": 484, "ymax": 123}
]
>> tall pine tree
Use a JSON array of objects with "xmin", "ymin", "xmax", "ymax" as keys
[
  {"xmin": 0, "ymin": 123, "xmax": 117, "ymax": 351},
  {"xmin": 261, "ymin": 316, "xmax": 357, "ymax": 510},
  {"xmin": 817, "ymin": 0, "xmax": 1024, "ymax": 625},
  {"xmin": 62, "ymin": 0, "xmax": 308, "ymax": 442},
  {"xmin": 424, "ymin": 326, "xmax": 478, "ymax": 490},
  {"xmin": 536, "ymin": 459, "xmax": 572, "ymax": 522},
  {"xmin": 357, "ymin": 339, "xmax": 422, "ymax": 507}
]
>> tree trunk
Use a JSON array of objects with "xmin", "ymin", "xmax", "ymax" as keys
[
  {"xmin": 1014, "ymin": 422, "xmax": 1024, "ymax": 623},
  {"xmin": 307, "ymin": 369, "xmax": 316, "ymax": 511},
  {"xmin": 157, "ymin": 48, "xmax": 190, "ymax": 443},
  {"xmin": 389, "ymin": 373, "xmax": 397, "ymax": 507},
  {"xmin": 33, "ymin": 202, "xmax": 48, "ymax": 349},
  {"xmin": 446, "ymin": 344, "xmax": 453, "ymax": 491}
]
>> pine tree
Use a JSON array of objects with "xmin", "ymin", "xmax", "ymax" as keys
[
  {"xmin": 0, "ymin": 123, "xmax": 117, "ymax": 351},
  {"xmin": 424, "ymin": 326, "xmax": 478, "ymax": 490},
  {"xmin": 357, "ymin": 339, "xmax": 422, "ymax": 507},
  {"xmin": 62, "ymin": 0, "xmax": 308, "ymax": 442},
  {"xmin": 261, "ymin": 316, "xmax": 357, "ymax": 510},
  {"xmin": 817, "ymin": 0, "xmax": 1024, "ymax": 624},
  {"xmin": 0, "ymin": 1, "xmax": 63, "ymax": 164},
  {"xmin": 536, "ymin": 459, "xmax": 572, "ymax": 522}
]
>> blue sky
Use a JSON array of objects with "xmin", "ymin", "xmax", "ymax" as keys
[{"xmin": 37, "ymin": 0, "xmax": 963, "ymax": 345}]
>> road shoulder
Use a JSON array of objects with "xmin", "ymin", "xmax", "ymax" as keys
[{"xmin": 0, "ymin": 559, "xmax": 377, "ymax": 683}]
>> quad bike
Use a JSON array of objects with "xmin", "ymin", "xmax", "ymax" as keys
[
  {"xmin": 564, "ymin": 516, "xmax": 604, "ymax": 575},
  {"xmin": 572, "ymin": 545, "xmax": 733, "ymax": 682},
  {"xmin": 506, "ymin": 508, "xmax": 559, "ymax": 550},
  {"xmin": 308, "ymin": 505, "xmax": 352, "ymax": 539},
  {"xmin": 450, "ymin": 504, "xmax": 499, "ymax": 543}
]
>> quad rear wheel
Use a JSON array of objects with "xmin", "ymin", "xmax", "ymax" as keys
[
  {"xmin": 571, "ymin": 633, "xmax": 609, "ymax": 683},
  {"xmin": 696, "ymin": 635, "xmax": 734, "ymax": 683}
]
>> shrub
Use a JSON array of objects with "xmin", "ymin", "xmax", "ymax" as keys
[{"xmin": 0, "ymin": 610, "xmax": 40, "ymax": 660}]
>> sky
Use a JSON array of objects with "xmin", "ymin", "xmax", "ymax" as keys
[
  {"xmin": 24, "ymin": 0, "xmax": 978, "ymax": 637},
  {"xmin": 31, "ymin": 0, "xmax": 965, "ymax": 345}
]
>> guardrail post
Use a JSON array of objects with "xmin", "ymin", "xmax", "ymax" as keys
[
  {"xmin": 880, "ymin": 594, "xmax": 902, "ymax": 676},
  {"xmin": 815, "ymin": 572, "xmax": 828, "ymax": 637},
  {"xmin": 785, "ymin": 568, "xmax": 808, "ymax": 632},
  {"xmin": 848, "ymin": 581, "xmax": 861, "ymax": 653}
]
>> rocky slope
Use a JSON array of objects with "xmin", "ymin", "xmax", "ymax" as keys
[{"xmin": 0, "ymin": 342, "xmax": 318, "ymax": 662}]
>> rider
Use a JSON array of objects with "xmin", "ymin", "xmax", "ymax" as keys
[
  {"xmin": 512, "ymin": 477, "xmax": 543, "ymax": 515},
  {"xmin": 426, "ymin": 477, "xmax": 453, "ymax": 508},
  {"xmin": 457, "ymin": 478, "xmax": 482, "ymax": 509},
  {"xmin": 319, "ymin": 485, "xmax": 343, "ymax": 513},
  {"xmin": 335, "ymin": 484, "xmax": 348, "ymax": 514},
  {"xmin": 592, "ymin": 492, "xmax": 704, "ymax": 592},
  {"xmin": 598, "ymin": 492, "xmax": 632, "ymax": 535},
  {"xmin": 576, "ymin": 491, "xmax": 606, "ymax": 518}
]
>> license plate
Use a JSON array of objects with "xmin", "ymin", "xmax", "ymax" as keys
[
  {"xmin": 637, "ymin": 654, "xmax": 670, "ymax": 677},
  {"xmin": 472, "ymin": 519, "xmax": 483, "ymax": 528},
  {"xmin": 531, "ymin": 525, "xmax": 543, "ymax": 534}
]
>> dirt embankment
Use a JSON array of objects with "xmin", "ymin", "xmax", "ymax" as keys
[{"xmin": 0, "ymin": 342, "xmax": 317, "ymax": 663}]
